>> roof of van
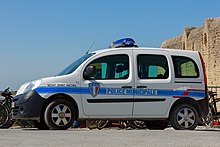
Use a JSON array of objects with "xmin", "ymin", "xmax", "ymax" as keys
[{"xmin": 91, "ymin": 47, "xmax": 198, "ymax": 54}]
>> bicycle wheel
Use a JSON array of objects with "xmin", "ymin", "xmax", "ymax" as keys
[
  {"xmin": 97, "ymin": 120, "xmax": 109, "ymax": 130},
  {"xmin": 202, "ymin": 105, "xmax": 214, "ymax": 128},
  {"xmin": 86, "ymin": 120, "xmax": 97, "ymax": 130},
  {"xmin": 0, "ymin": 105, "xmax": 9, "ymax": 127},
  {"xmin": 1, "ymin": 119, "xmax": 14, "ymax": 129},
  {"xmin": 130, "ymin": 120, "xmax": 147, "ymax": 129}
]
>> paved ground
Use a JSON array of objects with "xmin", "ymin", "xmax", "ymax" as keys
[{"xmin": 0, "ymin": 126, "xmax": 219, "ymax": 147}]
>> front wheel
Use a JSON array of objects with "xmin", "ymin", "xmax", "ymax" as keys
[
  {"xmin": 0, "ymin": 105, "xmax": 9, "ymax": 128},
  {"xmin": 44, "ymin": 99, "xmax": 76, "ymax": 130},
  {"xmin": 170, "ymin": 103, "xmax": 199, "ymax": 130},
  {"xmin": 0, "ymin": 119, "xmax": 14, "ymax": 129}
]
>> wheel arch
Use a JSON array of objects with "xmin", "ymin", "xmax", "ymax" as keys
[
  {"xmin": 40, "ymin": 93, "xmax": 79, "ymax": 121},
  {"xmin": 169, "ymin": 97, "xmax": 201, "ymax": 119}
]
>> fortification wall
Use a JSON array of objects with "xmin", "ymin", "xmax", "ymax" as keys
[{"xmin": 161, "ymin": 17, "xmax": 220, "ymax": 89}]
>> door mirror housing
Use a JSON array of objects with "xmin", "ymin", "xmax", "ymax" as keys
[{"xmin": 83, "ymin": 66, "xmax": 96, "ymax": 80}]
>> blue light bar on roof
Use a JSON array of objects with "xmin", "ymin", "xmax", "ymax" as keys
[{"xmin": 109, "ymin": 38, "xmax": 138, "ymax": 48}]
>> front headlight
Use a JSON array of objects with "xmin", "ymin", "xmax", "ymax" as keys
[
  {"xmin": 16, "ymin": 80, "xmax": 41, "ymax": 95},
  {"xmin": 24, "ymin": 80, "xmax": 41, "ymax": 93}
]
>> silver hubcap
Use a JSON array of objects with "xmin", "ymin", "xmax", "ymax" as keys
[
  {"xmin": 51, "ymin": 104, "xmax": 72, "ymax": 126},
  {"xmin": 177, "ymin": 108, "xmax": 195, "ymax": 128}
]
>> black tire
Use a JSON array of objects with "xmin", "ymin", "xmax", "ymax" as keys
[
  {"xmin": 0, "ymin": 105, "xmax": 9, "ymax": 128},
  {"xmin": 145, "ymin": 120, "xmax": 168, "ymax": 130},
  {"xmin": 33, "ymin": 120, "xmax": 49, "ymax": 130},
  {"xmin": 97, "ymin": 120, "xmax": 109, "ymax": 130},
  {"xmin": 170, "ymin": 103, "xmax": 199, "ymax": 130},
  {"xmin": 44, "ymin": 99, "xmax": 76, "ymax": 130}
]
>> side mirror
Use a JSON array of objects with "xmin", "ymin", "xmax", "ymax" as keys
[{"xmin": 83, "ymin": 66, "xmax": 96, "ymax": 80}]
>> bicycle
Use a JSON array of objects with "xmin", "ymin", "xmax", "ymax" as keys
[
  {"xmin": 87, "ymin": 119, "xmax": 147, "ymax": 130},
  {"xmin": 0, "ymin": 87, "xmax": 14, "ymax": 128},
  {"xmin": 202, "ymin": 91, "xmax": 220, "ymax": 127},
  {"xmin": 130, "ymin": 120, "xmax": 147, "ymax": 129},
  {"xmin": 97, "ymin": 120, "xmax": 109, "ymax": 130}
]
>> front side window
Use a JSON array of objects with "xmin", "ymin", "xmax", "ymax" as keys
[
  {"xmin": 172, "ymin": 56, "xmax": 199, "ymax": 78},
  {"xmin": 137, "ymin": 54, "xmax": 169, "ymax": 79},
  {"xmin": 85, "ymin": 54, "xmax": 129, "ymax": 80}
]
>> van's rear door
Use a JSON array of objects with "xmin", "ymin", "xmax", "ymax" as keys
[
  {"xmin": 133, "ymin": 49, "xmax": 173, "ymax": 117},
  {"xmin": 171, "ymin": 53, "xmax": 206, "ymax": 100}
]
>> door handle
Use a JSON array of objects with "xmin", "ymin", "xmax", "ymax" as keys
[
  {"xmin": 121, "ymin": 86, "xmax": 132, "ymax": 88},
  {"xmin": 137, "ymin": 85, "xmax": 147, "ymax": 88}
]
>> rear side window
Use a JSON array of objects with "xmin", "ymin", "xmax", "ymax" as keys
[
  {"xmin": 137, "ymin": 54, "xmax": 169, "ymax": 79},
  {"xmin": 172, "ymin": 56, "xmax": 199, "ymax": 78}
]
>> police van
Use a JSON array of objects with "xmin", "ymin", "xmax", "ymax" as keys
[{"xmin": 13, "ymin": 38, "xmax": 209, "ymax": 130}]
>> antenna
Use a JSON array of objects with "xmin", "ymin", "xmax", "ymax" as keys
[{"xmin": 86, "ymin": 42, "xmax": 95, "ymax": 54}]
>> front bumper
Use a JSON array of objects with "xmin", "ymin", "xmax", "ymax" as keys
[{"xmin": 12, "ymin": 90, "xmax": 46, "ymax": 120}]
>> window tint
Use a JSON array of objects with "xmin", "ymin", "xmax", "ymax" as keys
[
  {"xmin": 86, "ymin": 54, "xmax": 129, "ymax": 80},
  {"xmin": 137, "ymin": 55, "xmax": 169, "ymax": 79},
  {"xmin": 172, "ymin": 56, "xmax": 199, "ymax": 78}
]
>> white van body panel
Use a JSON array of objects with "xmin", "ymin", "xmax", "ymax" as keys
[
  {"xmin": 14, "ymin": 47, "xmax": 207, "ymax": 121},
  {"xmin": 35, "ymin": 48, "xmax": 205, "ymax": 119}
]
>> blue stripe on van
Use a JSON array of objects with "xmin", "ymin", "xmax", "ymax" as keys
[
  {"xmin": 35, "ymin": 86, "xmax": 205, "ymax": 98},
  {"xmin": 35, "ymin": 87, "xmax": 82, "ymax": 94}
]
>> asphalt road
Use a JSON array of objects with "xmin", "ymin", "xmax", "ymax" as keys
[{"xmin": 0, "ymin": 127, "xmax": 220, "ymax": 147}]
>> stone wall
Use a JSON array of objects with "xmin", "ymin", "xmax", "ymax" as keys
[{"xmin": 161, "ymin": 17, "xmax": 220, "ymax": 90}]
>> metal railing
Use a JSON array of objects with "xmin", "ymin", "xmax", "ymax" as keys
[{"xmin": 208, "ymin": 86, "xmax": 220, "ymax": 97}]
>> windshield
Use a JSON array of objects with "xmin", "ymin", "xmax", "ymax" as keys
[{"xmin": 57, "ymin": 53, "xmax": 94, "ymax": 76}]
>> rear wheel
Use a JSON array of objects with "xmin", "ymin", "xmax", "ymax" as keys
[
  {"xmin": 201, "ymin": 105, "xmax": 214, "ymax": 128},
  {"xmin": 44, "ymin": 99, "xmax": 76, "ymax": 130},
  {"xmin": 170, "ymin": 103, "xmax": 199, "ymax": 130},
  {"xmin": 130, "ymin": 120, "xmax": 147, "ymax": 129}
]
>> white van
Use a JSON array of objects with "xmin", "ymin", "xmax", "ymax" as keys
[{"xmin": 13, "ymin": 39, "xmax": 209, "ymax": 130}]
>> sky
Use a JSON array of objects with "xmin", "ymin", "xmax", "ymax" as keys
[{"xmin": 0, "ymin": 0, "xmax": 219, "ymax": 90}]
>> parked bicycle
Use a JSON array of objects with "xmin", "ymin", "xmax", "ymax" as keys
[
  {"xmin": 0, "ymin": 87, "xmax": 14, "ymax": 128},
  {"xmin": 86, "ymin": 119, "xmax": 148, "ymax": 130},
  {"xmin": 202, "ymin": 91, "xmax": 220, "ymax": 127}
]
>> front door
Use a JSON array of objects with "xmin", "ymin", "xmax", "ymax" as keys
[{"xmin": 81, "ymin": 50, "xmax": 134, "ymax": 116}]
